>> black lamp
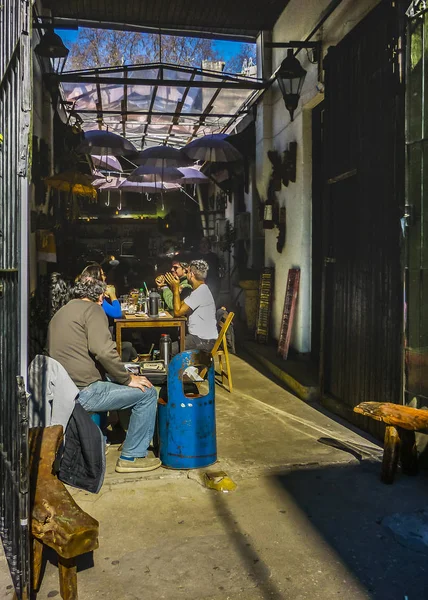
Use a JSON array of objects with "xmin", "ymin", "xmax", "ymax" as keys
[
  {"xmin": 276, "ymin": 49, "xmax": 307, "ymax": 121},
  {"xmin": 35, "ymin": 30, "xmax": 69, "ymax": 73}
]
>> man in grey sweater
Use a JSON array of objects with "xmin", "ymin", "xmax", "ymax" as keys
[{"xmin": 48, "ymin": 278, "xmax": 160, "ymax": 473}]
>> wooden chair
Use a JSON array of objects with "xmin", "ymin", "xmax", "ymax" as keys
[
  {"xmin": 354, "ymin": 402, "xmax": 428, "ymax": 484},
  {"xmin": 210, "ymin": 311, "xmax": 235, "ymax": 393},
  {"xmin": 29, "ymin": 425, "xmax": 99, "ymax": 600}
]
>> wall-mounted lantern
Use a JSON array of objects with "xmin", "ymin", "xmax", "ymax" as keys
[
  {"xmin": 267, "ymin": 41, "xmax": 320, "ymax": 121},
  {"xmin": 276, "ymin": 49, "xmax": 307, "ymax": 122},
  {"xmin": 35, "ymin": 30, "xmax": 69, "ymax": 74}
]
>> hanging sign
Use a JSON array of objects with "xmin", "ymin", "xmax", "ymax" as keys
[
  {"xmin": 406, "ymin": 0, "xmax": 428, "ymax": 18},
  {"xmin": 277, "ymin": 268, "xmax": 300, "ymax": 360},
  {"xmin": 255, "ymin": 267, "xmax": 274, "ymax": 344}
]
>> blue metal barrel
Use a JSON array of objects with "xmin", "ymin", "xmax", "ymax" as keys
[{"xmin": 158, "ymin": 349, "xmax": 217, "ymax": 469}]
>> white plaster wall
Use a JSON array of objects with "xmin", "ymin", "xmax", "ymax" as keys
[{"xmin": 256, "ymin": 0, "xmax": 381, "ymax": 352}]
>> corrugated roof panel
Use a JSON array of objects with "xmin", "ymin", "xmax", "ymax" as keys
[{"xmin": 43, "ymin": 0, "xmax": 290, "ymax": 39}]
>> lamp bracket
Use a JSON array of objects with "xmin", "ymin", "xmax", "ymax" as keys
[
  {"xmin": 267, "ymin": 41, "xmax": 321, "ymax": 64},
  {"xmin": 33, "ymin": 16, "xmax": 78, "ymax": 30}
]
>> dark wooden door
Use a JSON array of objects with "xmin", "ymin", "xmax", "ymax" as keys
[
  {"xmin": 311, "ymin": 101, "xmax": 324, "ymax": 363},
  {"xmin": 320, "ymin": 1, "xmax": 404, "ymax": 411}
]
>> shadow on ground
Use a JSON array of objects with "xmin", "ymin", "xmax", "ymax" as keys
[{"xmin": 210, "ymin": 459, "xmax": 428, "ymax": 600}]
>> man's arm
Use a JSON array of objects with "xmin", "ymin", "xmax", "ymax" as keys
[
  {"xmin": 160, "ymin": 286, "xmax": 174, "ymax": 311},
  {"xmin": 165, "ymin": 273, "xmax": 191, "ymax": 317},
  {"xmin": 102, "ymin": 298, "xmax": 123, "ymax": 319}
]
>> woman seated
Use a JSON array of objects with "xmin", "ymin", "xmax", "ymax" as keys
[{"xmin": 77, "ymin": 263, "xmax": 122, "ymax": 318}]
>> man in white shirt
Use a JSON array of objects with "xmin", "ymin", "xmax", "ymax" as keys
[{"xmin": 165, "ymin": 259, "xmax": 218, "ymax": 355}]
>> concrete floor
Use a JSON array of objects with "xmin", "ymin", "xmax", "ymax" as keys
[{"xmin": 2, "ymin": 353, "xmax": 428, "ymax": 599}]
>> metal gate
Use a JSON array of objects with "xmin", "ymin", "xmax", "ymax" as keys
[
  {"xmin": 0, "ymin": 0, "xmax": 31, "ymax": 597},
  {"xmin": 320, "ymin": 1, "xmax": 405, "ymax": 418}
]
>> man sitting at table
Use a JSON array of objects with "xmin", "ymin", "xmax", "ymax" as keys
[
  {"xmin": 155, "ymin": 259, "xmax": 192, "ymax": 311},
  {"xmin": 165, "ymin": 259, "xmax": 218, "ymax": 355},
  {"xmin": 47, "ymin": 277, "xmax": 161, "ymax": 474}
]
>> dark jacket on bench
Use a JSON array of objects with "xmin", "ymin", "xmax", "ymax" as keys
[{"xmin": 56, "ymin": 402, "xmax": 105, "ymax": 494}]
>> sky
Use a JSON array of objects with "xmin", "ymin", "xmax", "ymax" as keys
[{"xmin": 57, "ymin": 29, "xmax": 252, "ymax": 66}]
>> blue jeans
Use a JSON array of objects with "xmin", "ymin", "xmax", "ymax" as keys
[{"xmin": 78, "ymin": 381, "xmax": 158, "ymax": 458}]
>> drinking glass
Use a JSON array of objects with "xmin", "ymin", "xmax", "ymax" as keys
[{"xmin": 127, "ymin": 303, "xmax": 136, "ymax": 315}]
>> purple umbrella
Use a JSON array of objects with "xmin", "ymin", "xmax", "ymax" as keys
[
  {"xmin": 92, "ymin": 175, "xmax": 126, "ymax": 190},
  {"xmin": 183, "ymin": 133, "xmax": 242, "ymax": 162},
  {"xmin": 77, "ymin": 130, "xmax": 137, "ymax": 156},
  {"xmin": 178, "ymin": 167, "xmax": 209, "ymax": 184},
  {"xmin": 134, "ymin": 146, "xmax": 191, "ymax": 168},
  {"xmin": 128, "ymin": 165, "xmax": 184, "ymax": 183},
  {"xmin": 92, "ymin": 155, "xmax": 123, "ymax": 172},
  {"xmin": 118, "ymin": 180, "xmax": 180, "ymax": 193}
]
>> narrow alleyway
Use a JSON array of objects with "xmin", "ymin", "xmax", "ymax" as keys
[{"xmin": 2, "ymin": 354, "xmax": 428, "ymax": 599}]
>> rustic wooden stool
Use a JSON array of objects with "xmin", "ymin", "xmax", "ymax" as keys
[
  {"xmin": 29, "ymin": 426, "xmax": 99, "ymax": 599},
  {"xmin": 353, "ymin": 402, "xmax": 428, "ymax": 484}
]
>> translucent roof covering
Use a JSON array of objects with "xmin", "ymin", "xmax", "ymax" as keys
[{"xmin": 59, "ymin": 62, "xmax": 263, "ymax": 149}]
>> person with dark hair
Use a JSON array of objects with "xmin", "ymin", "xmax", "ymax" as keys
[
  {"xmin": 29, "ymin": 272, "xmax": 72, "ymax": 358},
  {"xmin": 48, "ymin": 277, "xmax": 161, "ymax": 473},
  {"xmin": 49, "ymin": 272, "xmax": 72, "ymax": 319},
  {"xmin": 165, "ymin": 259, "xmax": 218, "ymax": 355},
  {"xmin": 155, "ymin": 259, "xmax": 192, "ymax": 311},
  {"xmin": 77, "ymin": 263, "xmax": 122, "ymax": 319}
]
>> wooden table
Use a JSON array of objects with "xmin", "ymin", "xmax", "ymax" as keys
[{"xmin": 115, "ymin": 312, "xmax": 186, "ymax": 357}]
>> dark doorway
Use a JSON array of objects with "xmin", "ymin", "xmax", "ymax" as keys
[{"xmin": 320, "ymin": 1, "xmax": 404, "ymax": 413}]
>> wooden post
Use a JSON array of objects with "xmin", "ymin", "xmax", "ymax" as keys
[
  {"xmin": 381, "ymin": 425, "xmax": 400, "ymax": 484},
  {"xmin": 58, "ymin": 557, "xmax": 78, "ymax": 600},
  {"xmin": 32, "ymin": 537, "xmax": 44, "ymax": 591}
]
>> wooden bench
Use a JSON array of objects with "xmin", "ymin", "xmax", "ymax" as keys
[
  {"xmin": 353, "ymin": 402, "xmax": 428, "ymax": 484},
  {"xmin": 29, "ymin": 425, "xmax": 99, "ymax": 599}
]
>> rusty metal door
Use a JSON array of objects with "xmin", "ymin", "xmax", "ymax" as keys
[
  {"xmin": 320, "ymin": 1, "xmax": 405, "ymax": 415},
  {"xmin": 0, "ymin": 0, "xmax": 31, "ymax": 597}
]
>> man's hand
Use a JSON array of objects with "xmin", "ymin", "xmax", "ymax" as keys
[
  {"xmin": 105, "ymin": 284, "xmax": 117, "ymax": 301},
  {"xmin": 165, "ymin": 272, "xmax": 190, "ymax": 317},
  {"xmin": 127, "ymin": 374, "xmax": 153, "ymax": 392},
  {"xmin": 165, "ymin": 272, "xmax": 180, "ymax": 290},
  {"xmin": 155, "ymin": 275, "xmax": 166, "ymax": 288}
]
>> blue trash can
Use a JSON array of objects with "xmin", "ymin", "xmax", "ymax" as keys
[{"xmin": 158, "ymin": 349, "xmax": 216, "ymax": 469}]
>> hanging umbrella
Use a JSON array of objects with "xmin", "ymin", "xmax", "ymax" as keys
[
  {"xmin": 178, "ymin": 167, "xmax": 210, "ymax": 184},
  {"xmin": 76, "ymin": 130, "xmax": 137, "ymax": 156},
  {"xmin": 134, "ymin": 146, "xmax": 191, "ymax": 168},
  {"xmin": 92, "ymin": 155, "xmax": 123, "ymax": 172},
  {"xmin": 128, "ymin": 165, "xmax": 184, "ymax": 184},
  {"xmin": 183, "ymin": 133, "xmax": 242, "ymax": 162},
  {"xmin": 118, "ymin": 180, "xmax": 180, "ymax": 193},
  {"xmin": 92, "ymin": 175, "xmax": 127, "ymax": 190},
  {"xmin": 91, "ymin": 174, "xmax": 127, "ymax": 207},
  {"xmin": 44, "ymin": 171, "xmax": 97, "ymax": 198}
]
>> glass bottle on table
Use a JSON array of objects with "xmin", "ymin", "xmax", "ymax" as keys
[
  {"xmin": 159, "ymin": 334, "xmax": 172, "ymax": 367},
  {"xmin": 137, "ymin": 288, "xmax": 146, "ymax": 313}
]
